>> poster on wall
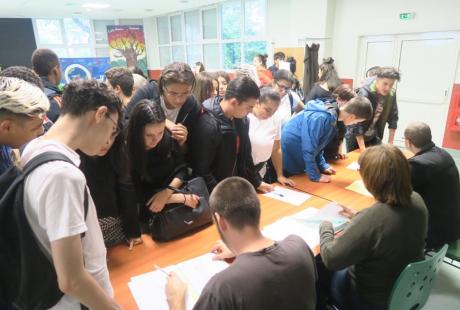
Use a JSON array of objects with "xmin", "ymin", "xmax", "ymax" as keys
[
  {"xmin": 107, "ymin": 25, "xmax": 147, "ymax": 75},
  {"xmin": 59, "ymin": 57, "xmax": 111, "ymax": 84}
]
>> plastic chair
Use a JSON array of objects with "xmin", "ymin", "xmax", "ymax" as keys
[{"xmin": 388, "ymin": 244, "xmax": 448, "ymax": 310}]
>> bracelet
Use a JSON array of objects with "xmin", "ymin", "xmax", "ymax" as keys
[{"xmin": 183, "ymin": 193, "xmax": 186, "ymax": 204}]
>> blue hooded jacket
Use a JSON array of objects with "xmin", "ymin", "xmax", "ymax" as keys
[{"xmin": 281, "ymin": 99, "xmax": 338, "ymax": 181}]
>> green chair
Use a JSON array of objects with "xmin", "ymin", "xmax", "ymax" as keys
[{"xmin": 388, "ymin": 244, "xmax": 448, "ymax": 310}]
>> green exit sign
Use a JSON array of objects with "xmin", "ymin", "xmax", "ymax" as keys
[{"xmin": 400, "ymin": 12, "xmax": 415, "ymax": 20}]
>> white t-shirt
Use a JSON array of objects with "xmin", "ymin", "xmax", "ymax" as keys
[
  {"xmin": 273, "ymin": 91, "xmax": 301, "ymax": 128},
  {"xmin": 160, "ymin": 96, "xmax": 180, "ymax": 123},
  {"xmin": 248, "ymin": 113, "xmax": 281, "ymax": 166},
  {"xmin": 21, "ymin": 138, "xmax": 113, "ymax": 310}
]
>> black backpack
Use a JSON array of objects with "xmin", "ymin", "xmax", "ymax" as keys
[{"xmin": 0, "ymin": 151, "xmax": 88, "ymax": 310}]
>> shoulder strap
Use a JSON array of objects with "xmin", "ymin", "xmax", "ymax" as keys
[{"xmin": 23, "ymin": 151, "xmax": 90, "ymax": 233}]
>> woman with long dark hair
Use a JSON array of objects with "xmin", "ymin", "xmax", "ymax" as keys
[
  {"xmin": 127, "ymin": 99, "xmax": 199, "ymax": 219},
  {"xmin": 304, "ymin": 57, "xmax": 341, "ymax": 102}
]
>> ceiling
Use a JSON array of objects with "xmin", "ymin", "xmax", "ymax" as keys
[{"xmin": 0, "ymin": 0, "xmax": 224, "ymax": 19}]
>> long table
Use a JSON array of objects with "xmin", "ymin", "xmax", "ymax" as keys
[
  {"xmin": 108, "ymin": 194, "xmax": 336, "ymax": 308},
  {"xmin": 108, "ymin": 150, "xmax": 380, "ymax": 308}
]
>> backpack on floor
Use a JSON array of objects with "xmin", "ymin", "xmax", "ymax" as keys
[{"xmin": 0, "ymin": 151, "xmax": 88, "ymax": 310}]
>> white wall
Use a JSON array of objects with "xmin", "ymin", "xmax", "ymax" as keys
[
  {"xmin": 266, "ymin": 0, "xmax": 335, "ymax": 61},
  {"xmin": 331, "ymin": 0, "xmax": 460, "ymax": 81}
]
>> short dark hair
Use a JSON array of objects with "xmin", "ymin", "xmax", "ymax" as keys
[
  {"xmin": 359, "ymin": 144, "xmax": 412, "ymax": 207},
  {"xmin": 0, "ymin": 66, "xmax": 43, "ymax": 90},
  {"xmin": 332, "ymin": 84, "xmax": 356, "ymax": 102},
  {"xmin": 61, "ymin": 80, "xmax": 122, "ymax": 117},
  {"xmin": 224, "ymin": 76, "xmax": 260, "ymax": 102},
  {"xmin": 210, "ymin": 177, "xmax": 260, "ymax": 230},
  {"xmin": 273, "ymin": 69, "xmax": 294, "ymax": 85},
  {"xmin": 105, "ymin": 67, "xmax": 134, "ymax": 97},
  {"xmin": 273, "ymin": 52, "xmax": 285, "ymax": 61},
  {"xmin": 377, "ymin": 67, "xmax": 400, "ymax": 81},
  {"xmin": 158, "ymin": 62, "xmax": 195, "ymax": 95},
  {"xmin": 366, "ymin": 66, "xmax": 381, "ymax": 78},
  {"xmin": 31, "ymin": 48, "xmax": 60, "ymax": 77},
  {"xmin": 404, "ymin": 122, "xmax": 432, "ymax": 148},
  {"xmin": 259, "ymin": 87, "xmax": 280, "ymax": 105},
  {"xmin": 342, "ymin": 96, "xmax": 373, "ymax": 120},
  {"xmin": 127, "ymin": 99, "xmax": 166, "ymax": 178}
]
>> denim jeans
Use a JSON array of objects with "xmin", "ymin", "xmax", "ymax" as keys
[{"xmin": 330, "ymin": 269, "xmax": 387, "ymax": 310}]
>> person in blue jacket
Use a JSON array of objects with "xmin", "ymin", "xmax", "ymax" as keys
[{"xmin": 281, "ymin": 96, "xmax": 373, "ymax": 182}]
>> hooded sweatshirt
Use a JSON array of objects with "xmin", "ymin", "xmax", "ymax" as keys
[{"xmin": 281, "ymin": 99, "xmax": 338, "ymax": 181}]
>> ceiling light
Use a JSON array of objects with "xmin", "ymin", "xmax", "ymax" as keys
[{"xmin": 82, "ymin": 3, "xmax": 111, "ymax": 9}]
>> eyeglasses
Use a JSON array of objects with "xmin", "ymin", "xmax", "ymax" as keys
[
  {"xmin": 275, "ymin": 82, "xmax": 291, "ymax": 91},
  {"xmin": 163, "ymin": 87, "xmax": 192, "ymax": 99},
  {"xmin": 106, "ymin": 114, "xmax": 121, "ymax": 138}
]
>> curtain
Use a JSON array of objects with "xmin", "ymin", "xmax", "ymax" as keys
[{"xmin": 302, "ymin": 43, "xmax": 320, "ymax": 97}]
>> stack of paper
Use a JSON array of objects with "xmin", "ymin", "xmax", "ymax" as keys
[
  {"xmin": 128, "ymin": 253, "xmax": 228, "ymax": 310},
  {"xmin": 263, "ymin": 186, "xmax": 312, "ymax": 206},
  {"xmin": 263, "ymin": 203, "xmax": 349, "ymax": 249}
]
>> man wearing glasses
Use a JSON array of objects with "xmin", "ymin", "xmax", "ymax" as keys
[{"xmin": 21, "ymin": 80, "xmax": 123, "ymax": 309}]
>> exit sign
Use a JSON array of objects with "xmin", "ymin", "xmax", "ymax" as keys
[{"xmin": 400, "ymin": 12, "xmax": 415, "ymax": 20}]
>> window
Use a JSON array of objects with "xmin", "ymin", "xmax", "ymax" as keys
[
  {"xmin": 34, "ymin": 18, "xmax": 143, "ymax": 60},
  {"xmin": 156, "ymin": 0, "xmax": 266, "ymax": 70}
]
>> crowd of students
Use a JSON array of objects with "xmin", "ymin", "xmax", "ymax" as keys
[{"xmin": 0, "ymin": 47, "xmax": 459, "ymax": 310}]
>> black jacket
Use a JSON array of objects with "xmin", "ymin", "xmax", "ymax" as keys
[
  {"xmin": 189, "ymin": 97, "xmax": 261, "ymax": 192},
  {"xmin": 124, "ymin": 80, "xmax": 201, "ymax": 132},
  {"xmin": 131, "ymin": 131, "xmax": 189, "ymax": 206},
  {"xmin": 409, "ymin": 142, "xmax": 460, "ymax": 249},
  {"xmin": 41, "ymin": 77, "xmax": 62, "ymax": 123},
  {"xmin": 79, "ymin": 151, "xmax": 141, "ymax": 239}
]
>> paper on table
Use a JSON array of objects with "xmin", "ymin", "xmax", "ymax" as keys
[
  {"xmin": 263, "ymin": 216, "xmax": 320, "ymax": 249},
  {"xmin": 263, "ymin": 186, "xmax": 311, "ymax": 206},
  {"xmin": 346, "ymin": 161, "xmax": 360, "ymax": 171},
  {"xmin": 291, "ymin": 202, "xmax": 348, "ymax": 231},
  {"xmin": 129, "ymin": 253, "xmax": 228, "ymax": 310},
  {"xmin": 346, "ymin": 180, "xmax": 372, "ymax": 197}
]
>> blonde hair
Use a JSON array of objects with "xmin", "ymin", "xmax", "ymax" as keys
[{"xmin": 0, "ymin": 77, "xmax": 49, "ymax": 116}]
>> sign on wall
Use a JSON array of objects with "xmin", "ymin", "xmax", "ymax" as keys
[
  {"xmin": 107, "ymin": 25, "xmax": 147, "ymax": 75},
  {"xmin": 59, "ymin": 57, "xmax": 111, "ymax": 84}
]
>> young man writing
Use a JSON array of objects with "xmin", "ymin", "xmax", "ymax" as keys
[
  {"xmin": 21, "ymin": 80, "xmax": 122, "ymax": 309},
  {"xmin": 166, "ymin": 177, "xmax": 317, "ymax": 310}
]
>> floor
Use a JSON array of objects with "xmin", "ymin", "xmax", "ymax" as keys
[{"xmin": 424, "ymin": 260, "xmax": 460, "ymax": 309}]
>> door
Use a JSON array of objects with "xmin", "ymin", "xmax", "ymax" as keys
[{"xmin": 357, "ymin": 32, "xmax": 460, "ymax": 146}]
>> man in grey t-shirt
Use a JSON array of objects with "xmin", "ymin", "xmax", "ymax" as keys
[{"xmin": 165, "ymin": 177, "xmax": 317, "ymax": 310}]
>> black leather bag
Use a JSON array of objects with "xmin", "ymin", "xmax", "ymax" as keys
[{"xmin": 149, "ymin": 177, "xmax": 212, "ymax": 241}]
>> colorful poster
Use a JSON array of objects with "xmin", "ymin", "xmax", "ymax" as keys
[
  {"xmin": 107, "ymin": 25, "xmax": 147, "ymax": 75},
  {"xmin": 59, "ymin": 57, "xmax": 111, "ymax": 84}
]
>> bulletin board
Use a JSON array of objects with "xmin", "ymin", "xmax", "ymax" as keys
[{"xmin": 274, "ymin": 47, "xmax": 305, "ymax": 82}]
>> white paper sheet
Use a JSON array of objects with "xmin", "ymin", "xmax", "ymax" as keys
[
  {"xmin": 292, "ymin": 202, "xmax": 348, "ymax": 231},
  {"xmin": 346, "ymin": 180, "xmax": 373, "ymax": 197},
  {"xmin": 346, "ymin": 161, "xmax": 360, "ymax": 171},
  {"xmin": 129, "ymin": 253, "xmax": 228, "ymax": 310},
  {"xmin": 263, "ymin": 186, "xmax": 311, "ymax": 206}
]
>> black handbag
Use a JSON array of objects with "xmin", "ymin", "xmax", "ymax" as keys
[{"xmin": 148, "ymin": 177, "xmax": 212, "ymax": 241}]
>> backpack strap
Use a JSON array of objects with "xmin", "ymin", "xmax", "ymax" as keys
[{"xmin": 23, "ymin": 151, "xmax": 90, "ymax": 231}]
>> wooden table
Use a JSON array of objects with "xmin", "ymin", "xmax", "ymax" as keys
[
  {"xmin": 287, "ymin": 150, "xmax": 375, "ymax": 210},
  {"xmin": 108, "ymin": 193, "xmax": 333, "ymax": 308}
]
